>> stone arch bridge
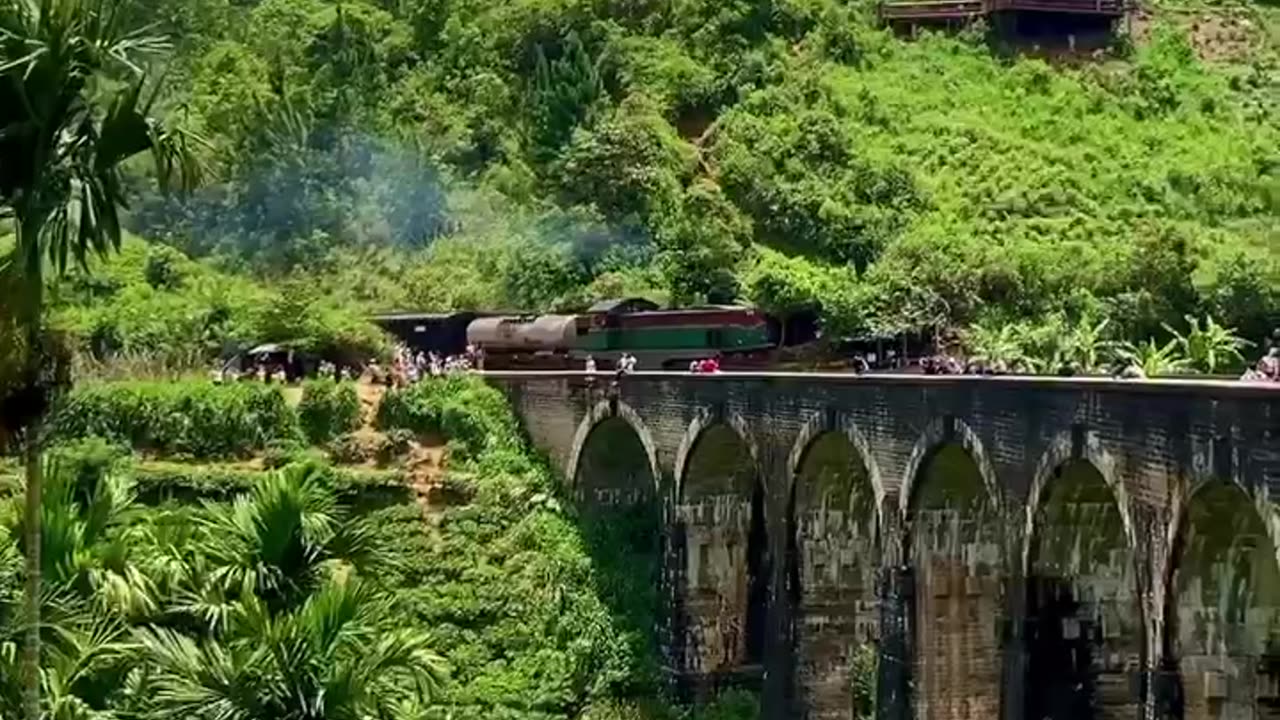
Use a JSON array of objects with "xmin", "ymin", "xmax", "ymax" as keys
[{"xmin": 487, "ymin": 371, "xmax": 1280, "ymax": 720}]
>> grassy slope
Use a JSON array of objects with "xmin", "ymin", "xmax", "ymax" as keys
[{"xmin": 716, "ymin": 8, "xmax": 1278, "ymax": 342}]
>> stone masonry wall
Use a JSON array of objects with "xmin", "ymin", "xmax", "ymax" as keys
[{"xmin": 491, "ymin": 372, "xmax": 1280, "ymax": 720}]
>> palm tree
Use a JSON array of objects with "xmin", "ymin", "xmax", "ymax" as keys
[
  {"xmin": 137, "ymin": 579, "xmax": 448, "ymax": 720},
  {"xmin": 0, "ymin": 590, "xmax": 142, "ymax": 720},
  {"xmin": 0, "ymin": 0, "xmax": 202, "ymax": 711},
  {"xmin": 0, "ymin": 454, "xmax": 156, "ymax": 719},
  {"xmin": 195, "ymin": 462, "xmax": 380, "ymax": 612}
]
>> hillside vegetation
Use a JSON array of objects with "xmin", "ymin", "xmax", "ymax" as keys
[
  {"xmin": 86, "ymin": 0, "xmax": 1278, "ymax": 369},
  {"xmin": 2, "ymin": 0, "xmax": 1275, "ymax": 369},
  {"xmin": 0, "ymin": 377, "xmax": 761, "ymax": 719}
]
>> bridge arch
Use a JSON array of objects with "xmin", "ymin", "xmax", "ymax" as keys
[
  {"xmin": 569, "ymin": 400, "xmax": 666, "ymax": 686},
  {"xmin": 898, "ymin": 416, "xmax": 1001, "ymax": 521},
  {"xmin": 786, "ymin": 413, "xmax": 884, "ymax": 720},
  {"xmin": 1022, "ymin": 431, "xmax": 1135, "ymax": 574},
  {"xmin": 673, "ymin": 407, "xmax": 761, "ymax": 501},
  {"xmin": 899, "ymin": 417, "xmax": 1003, "ymax": 720},
  {"xmin": 1162, "ymin": 477, "xmax": 1280, "ymax": 720},
  {"xmin": 566, "ymin": 399, "xmax": 661, "ymax": 496},
  {"xmin": 671, "ymin": 408, "xmax": 769, "ymax": 683},
  {"xmin": 786, "ymin": 412, "xmax": 887, "ymax": 529},
  {"xmin": 1022, "ymin": 433, "xmax": 1144, "ymax": 720}
]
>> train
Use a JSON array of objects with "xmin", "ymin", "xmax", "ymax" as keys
[
  {"xmin": 372, "ymin": 298, "xmax": 774, "ymax": 370},
  {"xmin": 371, "ymin": 298, "xmax": 933, "ymax": 371}
]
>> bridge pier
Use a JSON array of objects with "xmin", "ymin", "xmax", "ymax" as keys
[{"xmin": 493, "ymin": 372, "xmax": 1280, "ymax": 720}]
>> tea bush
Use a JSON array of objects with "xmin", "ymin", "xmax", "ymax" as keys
[
  {"xmin": 378, "ymin": 376, "xmax": 520, "ymax": 459},
  {"xmin": 369, "ymin": 376, "xmax": 670, "ymax": 717},
  {"xmin": 129, "ymin": 459, "xmax": 405, "ymax": 502},
  {"xmin": 298, "ymin": 379, "xmax": 362, "ymax": 444},
  {"xmin": 50, "ymin": 381, "xmax": 302, "ymax": 459}
]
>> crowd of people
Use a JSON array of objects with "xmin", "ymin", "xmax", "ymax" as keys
[
  {"xmin": 213, "ymin": 343, "xmax": 488, "ymax": 386},
  {"xmin": 362, "ymin": 343, "xmax": 486, "ymax": 386},
  {"xmin": 689, "ymin": 355, "xmax": 721, "ymax": 374},
  {"xmin": 580, "ymin": 353, "xmax": 724, "ymax": 374}
]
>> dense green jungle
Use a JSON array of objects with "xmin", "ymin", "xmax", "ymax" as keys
[
  {"xmin": 6, "ymin": 0, "xmax": 1280, "ymax": 373},
  {"xmin": 0, "ymin": 0, "xmax": 1279, "ymax": 717}
]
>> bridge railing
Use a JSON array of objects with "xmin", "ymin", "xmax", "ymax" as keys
[{"xmin": 478, "ymin": 370, "xmax": 1280, "ymax": 398}]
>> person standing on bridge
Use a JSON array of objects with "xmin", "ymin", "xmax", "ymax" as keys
[{"xmin": 1259, "ymin": 346, "xmax": 1280, "ymax": 381}]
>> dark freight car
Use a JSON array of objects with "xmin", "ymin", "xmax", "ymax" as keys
[{"xmin": 370, "ymin": 312, "xmax": 481, "ymax": 357}]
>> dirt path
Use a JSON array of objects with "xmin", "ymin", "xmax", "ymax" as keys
[
  {"xmin": 356, "ymin": 381, "xmax": 385, "ymax": 428},
  {"xmin": 309, "ymin": 380, "xmax": 452, "ymax": 518},
  {"xmin": 353, "ymin": 380, "xmax": 448, "ymax": 516},
  {"xmin": 405, "ymin": 442, "xmax": 447, "ymax": 517}
]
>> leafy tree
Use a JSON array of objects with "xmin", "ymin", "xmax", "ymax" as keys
[
  {"xmin": 255, "ymin": 278, "xmax": 390, "ymax": 363},
  {"xmin": 656, "ymin": 181, "xmax": 749, "ymax": 305},
  {"xmin": 557, "ymin": 95, "xmax": 693, "ymax": 223},
  {"xmin": 530, "ymin": 31, "xmax": 604, "ymax": 161},
  {"xmin": 744, "ymin": 249, "xmax": 825, "ymax": 342},
  {"xmin": 713, "ymin": 82, "xmax": 923, "ymax": 271},
  {"xmin": 0, "ymin": 0, "xmax": 201, "ymax": 712},
  {"xmin": 502, "ymin": 240, "xmax": 586, "ymax": 311}
]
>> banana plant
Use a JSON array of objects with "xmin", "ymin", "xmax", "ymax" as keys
[
  {"xmin": 1165, "ymin": 315, "xmax": 1253, "ymax": 375},
  {"xmin": 1116, "ymin": 338, "xmax": 1192, "ymax": 377}
]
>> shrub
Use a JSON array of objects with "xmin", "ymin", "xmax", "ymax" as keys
[
  {"xmin": 377, "ymin": 377, "xmax": 519, "ymax": 458},
  {"xmin": 50, "ymin": 381, "xmax": 302, "ymax": 459},
  {"xmin": 377, "ymin": 428, "xmax": 415, "ymax": 466},
  {"xmin": 262, "ymin": 438, "xmax": 308, "ymax": 469},
  {"xmin": 131, "ymin": 459, "xmax": 405, "ymax": 503},
  {"xmin": 850, "ymin": 643, "xmax": 879, "ymax": 720},
  {"xmin": 47, "ymin": 436, "xmax": 131, "ymax": 487},
  {"xmin": 328, "ymin": 432, "xmax": 372, "ymax": 465},
  {"xmin": 298, "ymin": 379, "xmax": 362, "ymax": 444}
]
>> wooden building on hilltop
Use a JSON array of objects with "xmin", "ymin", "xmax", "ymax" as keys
[{"xmin": 881, "ymin": 0, "xmax": 1128, "ymax": 26}]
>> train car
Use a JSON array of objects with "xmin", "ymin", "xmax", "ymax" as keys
[
  {"xmin": 574, "ymin": 299, "xmax": 775, "ymax": 369},
  {"xmin": 466, "ymin": 314, "xmax": 584, "ymax": 369},
  {"xmin": 370, "ymin": 311, "xmax": 481, "ymax": 357}
]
